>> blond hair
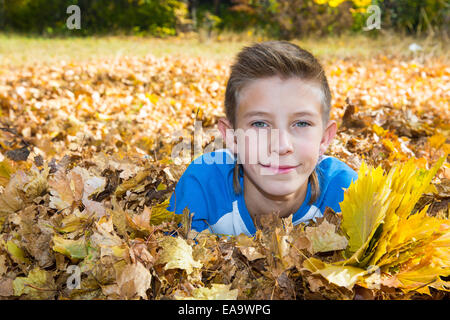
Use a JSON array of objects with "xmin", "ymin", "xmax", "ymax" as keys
[{"xmin": 224, "ymin": 41, "xmax": 331, "ymax": 205}]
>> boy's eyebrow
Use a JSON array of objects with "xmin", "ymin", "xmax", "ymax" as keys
[
  {"xmin": 244, "ymin": 110, "xmax": 318, "ymax": 118},
  {"xmin": 243, "ymin": 111, "xmax": 272, "ymax": 118}
]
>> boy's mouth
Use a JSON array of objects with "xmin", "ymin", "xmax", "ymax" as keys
[{"xmin": 258, "ymin": 163, "xmax": 299, "ymax": 174}]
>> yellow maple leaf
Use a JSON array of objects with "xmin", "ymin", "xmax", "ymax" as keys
[
  {"xmin": 380, "ymin": 253, "xmax": 450, "ymax": 296},
  {"xmin": 150, "ymin": 198, "xmax": 182, "ymax": 225},
  {"xmin": 13, "ymin": 268, "xmax": 56, "ymax": 299},
  {"xmin": 303, "ymin": 257, "xmax": 367, "ymax": 290},
  {"xmin": 157, "ymin": 236, "xmax": 202, "ymax": 275},
  {"xmin": 372, "ymin": 156, "xmax": 446, "ymax": 267},
  {"xmin": 311, "ymin": 156, "xmax": 449, "ymax": 294},
  {"xmin": 339, "ymin": 161, "xmax": 392, "ymax": 264}
]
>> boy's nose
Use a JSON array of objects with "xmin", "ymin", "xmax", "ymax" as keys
[{"xmin": 271, "ymin": 129, "xmax": 294, "ymax": 155}]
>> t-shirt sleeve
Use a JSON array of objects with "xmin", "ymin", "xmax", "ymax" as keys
[
  {"xmin": 321, "ymin": 169, "xmax": 358, "ymax": 213},
  {"xmin": 166, "ymin": 169, "xmax": 210, "ymax": 233}
]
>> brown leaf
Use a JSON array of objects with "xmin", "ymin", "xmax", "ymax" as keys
[
  {"xmin": 0, "ymin": 278, "xmax": 13, "ymax": 297},
  {"xmin": 116, "ymin": 262, "xmax": 152, "ymax": 299},
  {"xmin": 126, "ymin": 206, "xmax": 153, "ymax": 233}
]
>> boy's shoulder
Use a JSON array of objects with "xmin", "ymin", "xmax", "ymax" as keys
[
  {"xmin": 180, "ymin": 148, "xmax": 235, "ymax": 182},
  {"xmin": 305, "ymin": 155, "xmax": 358, "ymax": 216},
  {"xmin": 316, "ymin": 155, "xmax": 358, "ymax": 185},
  {"xmin": 167, "ymin": 148, "xmax": 237, "ymax": 220}
]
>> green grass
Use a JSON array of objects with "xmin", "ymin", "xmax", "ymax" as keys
[{"xmin": 0, "ymin": 31, "xmax": 448, "ymax": 66}]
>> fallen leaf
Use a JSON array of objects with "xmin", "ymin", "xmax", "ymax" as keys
[
  {"xmin": 52, "ymin": 235, "xmax": 87, "ymax": 260},
  {"xmin": 305, "ymin": 219, "xmax": 348, "ymax": 254},
  {"xmin": 13, "ymin": 268, "xmax": 56, "ymax": 299},
  {"xmin": 157, "ymin": 236, "xmax": 202, "ymax": 275},
  {"xmin": 116, "ymin": 262, "xmax": 152, "ymax": 299}
]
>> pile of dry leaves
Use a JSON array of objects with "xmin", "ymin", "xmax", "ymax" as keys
[{"xmin": 0, "ymin": 53, "xmax": 448, "ymax": 299}]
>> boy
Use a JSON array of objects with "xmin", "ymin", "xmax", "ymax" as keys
[{"xmin": 166, "ymin": 41, "xmax": 358, "ymax": 236}]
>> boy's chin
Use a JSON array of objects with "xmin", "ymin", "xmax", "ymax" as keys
[{"xmin": 259, "ymin": 181, "xmax": 306, "ymax": 198}]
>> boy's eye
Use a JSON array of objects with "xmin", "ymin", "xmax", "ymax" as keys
[
  {"xmin": 251, "ymin": 121, "xmax": 268, "ymax": 128},
  {"xmin": 295, "ymin": 121, "xmax": 310, "ymax": 127}
]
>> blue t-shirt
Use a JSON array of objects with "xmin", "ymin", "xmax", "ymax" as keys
[{"xmin": 166, "ymin": 148, "xmax": 358, "ymax": 236}]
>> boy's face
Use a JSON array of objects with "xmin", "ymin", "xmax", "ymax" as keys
[{"xmin": 219, "ymin": 76, "xmax": 336, "ymax": 198}]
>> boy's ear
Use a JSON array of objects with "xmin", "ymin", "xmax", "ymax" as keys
[
  {"xmin": 217, "ymin": 117, "xmax": 237, "ymax": 154},
  {"xmin": 319, "ymin": 120, "xmax": 337, "ymax": 156}
]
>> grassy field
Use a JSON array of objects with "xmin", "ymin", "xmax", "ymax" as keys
[{"xmin": 0, "ymin": 31, "xmax": 448, "ymax": 66}]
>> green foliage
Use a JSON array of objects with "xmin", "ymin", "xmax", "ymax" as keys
[
  {"xmin": 224, "ymin": 0, "xmax": 354, "ymax": 39},
  {"xmin": 219, "ymin": 0, "xmax": 448, "ymax": 38},
  {"xmin": 195, "ymin": 9, "xmax": 223, "ymax": 33},
  {"xmin": 0, "ymin": 0, "xmax": 190, "ymax": 36},
  {"xmin": 380, "ymin": 0, "xmax": 449, "ymax": 35},
  {"xmin": 317, "ymin": 0, "xmax": 449, "ymax": 35},
  {"xmin": 0, "ymin": 0, "xmax": 447, "ymax": 37},
  {"xmin": 3, "ymin": 0, "xmax": 72, "ymax": 34}
]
